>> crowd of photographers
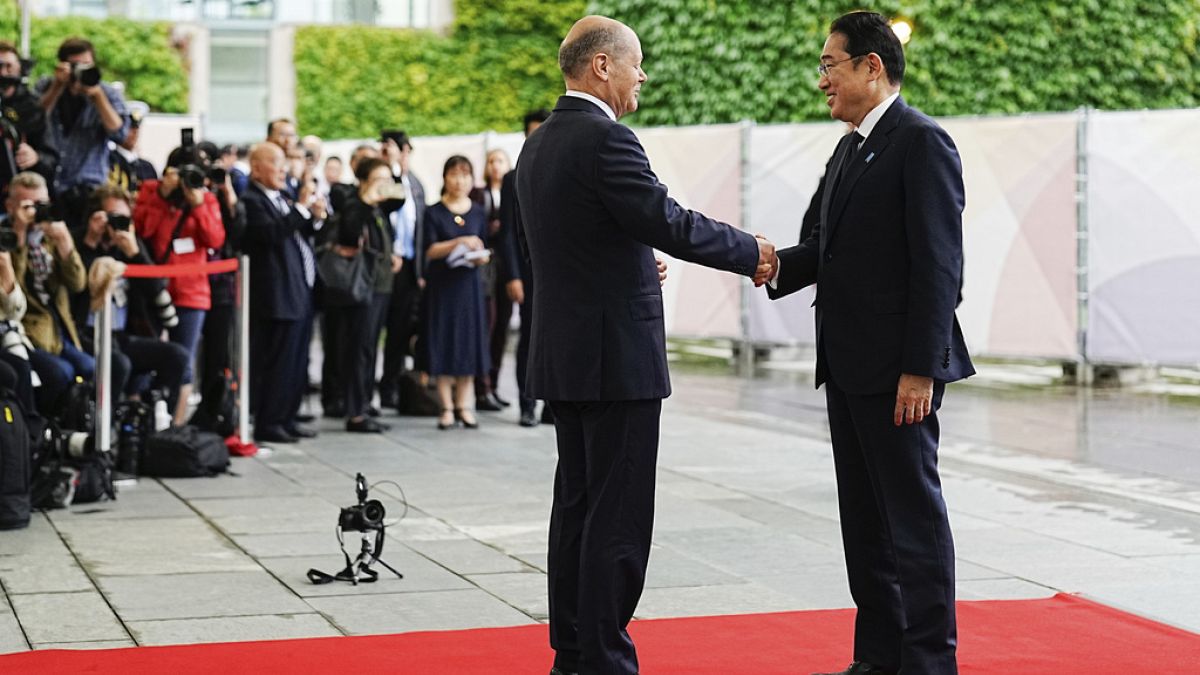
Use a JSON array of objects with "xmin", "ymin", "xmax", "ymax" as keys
[{"xmin": 0, "ymin": 35, "xmax": 556, "ymax": 475}]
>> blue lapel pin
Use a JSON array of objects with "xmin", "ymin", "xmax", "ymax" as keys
[{"xmin": 864, "ymin": 152, "xmax": 875, "ymax": 163}]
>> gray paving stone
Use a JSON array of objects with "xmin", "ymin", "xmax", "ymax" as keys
[
  {"xmin": 127, "ymin": 613, "xmax": 341, "ymax": 645},
  {"xmin": 644, "ymin": 545, "xmax": 745, "ymax": 589},
  {"xmin": 53, "ymin": 517, "xmax": 258, "ymax": 576},
  {"xmin": 9, "ymin": 591, "xmax": 128, "ymax": 644},
  {"xmin": 465, "ymin": 571, "xmax": 548, "ymax": 620},
  {"xmin": 404, "ymin": 538, "xmax": 531, "ymax": 576},
  {"xmin": 44, "ymin": 480, "xmax": 194, "ymax": 521},
  {"xmin": 635, "ymin": 582, "xmax": 801, "ymax": 619},
  {"xmin": 32, "ymin": 639, "xmax": 137, "ymax": 650},
  {"xmin": 0, "ymin": 562, "xmax": 93, "ymax": 595},
  {"xmin": 0, "ymin": 513, "xmax": 70, "ymax": 558},
  {"xmin": 955, "ymin": 577, "xmax": 1059, "ymax": 600},
  {"xmin": 97, "ymin": 571, "xmax": 312, "ymax": 621},
  {"xmin": 254, "ymin": 549, "xmax": 472, "ymax": 597},
  {"xmin": 307, "ymin": 588, "xmax": 536, "ymax": 635},
  {"xmin": 230, "ymin": 531, "xmax": 346, "ymax": 559},
  {"xmin": 0, "ymin": 595, "xmax": 28, "ymax": 654},
  {"xmin": 160, "ymin": 469, "xmax": 311, "ymax": 499}
]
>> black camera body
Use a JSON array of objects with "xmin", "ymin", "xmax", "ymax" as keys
[
  {"xmin": 179, "ymin": 164, "xmax": 206, "ymax": 190},
  {"xmin": 33, "ymin": 200, "xmax": 63, "ymax": 224},
  {"xmin": 107, "ymin": 213, "xmax": 132, "ymax": 232},
  {"xmin": 0, "ymin": 227, "xmax": 17, "ymax": 252},
  {"xmin": 338, "ymin": 473, "xmax": 385, "ymax": 532},
  {"xmin": 70, "ymin": 63, "xmax": 101, "ymax": 87}
]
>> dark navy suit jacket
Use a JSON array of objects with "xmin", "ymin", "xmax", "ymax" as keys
[
  {"xmin": 769, "ymin": 96, "xmax": 974, "ymax": 394},
  {"xmin": 241, "ymin": 182, "xmax": 316, "ymax": 322},
  {"xmin": 515, "ymin": 96, "xmax": 760, "ymax": 401}
]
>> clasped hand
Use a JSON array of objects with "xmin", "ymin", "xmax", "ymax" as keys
[{"xmin": 752, "ymin": 235, "xmax": 778, "ymax": 286}]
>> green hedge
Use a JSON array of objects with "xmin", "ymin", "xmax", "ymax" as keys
[
  {"xmin": 298, "ymin": 0, "xmax": 1200, "ymax": 137},
  {"xmin": 0, "ymin": 7, "xmax": 188, "ymax": 113},
  {"xmin": 294, "ymin": 0, "xmax": 585, "ymax": 138},
  {"xmin": 589, "ymin": 0, "xmax": 1200, "ymax": 126}
]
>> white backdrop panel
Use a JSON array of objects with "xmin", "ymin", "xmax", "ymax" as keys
[{"xmin": 1087, "ymin": 109, "xmax": 1200, "ymax": 366}]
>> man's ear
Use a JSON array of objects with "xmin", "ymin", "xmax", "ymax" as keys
[
  {"xmin": 866, "ymin": 53, "xmax": 885, "ymax": 82},
  {"xmin": 593, "ymin": 53, "xmax": 610, "ymax": 81}
]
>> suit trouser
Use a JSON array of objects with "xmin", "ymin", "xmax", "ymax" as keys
[
  {"xmin": 250, "ymin": 316, "xmax": 307, "ymax": 431},
  {"xmin": 488, "ymin": 276, "xmax": 514, "ymax": 391},
  {"xmin": 326, "ymin": 304, "xmax": 369, "ymax": 418},
  {"xmin": 824, "ymin": 375, "xmax": 957, "ymax": 675},
  {"xmin": 547, "ymin": 399, "xmax": 661, "ymax": 675},
  {"xmin": 515, "ymin": 280, "xmax": 534, "ymax": 414},
  {"xmin": 319, "ymin": 310, "xmax": 344, "ymax": 409},
  {"xmin": 380, "ymin": 260, "xmax": 419, "ymax": 398},
  {"xmin": 362, "ymin": 292, "xmax": 390, "ymax": 409}
]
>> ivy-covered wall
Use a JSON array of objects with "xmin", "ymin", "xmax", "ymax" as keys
[
  {"xmin": 590, "ymin": 0, "xmax": 1200, "ymax": 126},
  {"xmin": 297, "ymin": 0, "xmax": 1200, "ymax": 137},
  {"xmin": 0, "ymin": 6, "xmax": 188, "ymax": 113},
  {"xmin": 294, "ymin": 0, "xmax": 586, "ymax": 138}
]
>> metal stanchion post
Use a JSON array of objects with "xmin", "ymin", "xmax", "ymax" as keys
[
  {"xmin": 95, "ymin": 287, "xmax": 113, "ymax": 453},
  {"xmin": 238, "ymin": 255, "xmax": 251, "ymax": 442}
]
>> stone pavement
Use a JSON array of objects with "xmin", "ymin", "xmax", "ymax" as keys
[{"xmin": 2, "ymin": 366, "xmax": 1199, "ymax": 654}]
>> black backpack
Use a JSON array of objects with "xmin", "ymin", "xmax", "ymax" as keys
[
  {"xmin": 140, "ymin": 425, "xmax": 230, "ymax": 478},
  {"xmin": 0, "ymin": 388, "xmax": 33, "ymax": 530},
  {"xmin": 57, "ymin": 378, "xmax": 95, "ymax": 433},
  {"xmin": 188, "ymin": 369, "xmax": 238, "ymax": 438}
]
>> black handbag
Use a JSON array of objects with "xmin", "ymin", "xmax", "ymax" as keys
[{"xmin": 317, "ymin": 246, "xmax": 374, "ymax": 306}]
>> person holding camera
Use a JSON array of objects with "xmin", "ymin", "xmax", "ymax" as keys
[
  {"xmin": 36, "ymin": 38, "xmax": 130, "ymax": 229},
  {"xmin": 0, "ymin": 41, "xmax": 59, "ymax": 199},
  {"xmin": 133, "ymin": 145, "xmax": 225, "ymax": 425},
  {"xmin": 422, "ymin": 155, "xmax": 491, "ymax": 430},
  {"xmin": 0, "ymin": 246, "xmax": 37, "ymax": 414},
  {"xmin": 73, "ymin": 185, "xmax": 188, "ymax": 408},
  {"xmin": 336, "ymin": 157, "xmax": 404, "ymax": 427},
  {"xmin": 0, "ymin": 172, "xmax": 89, "ymax": 413}
]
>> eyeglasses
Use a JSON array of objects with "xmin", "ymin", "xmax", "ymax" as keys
[{"xmin": 817, "ymin": 55, "xmax": 863, "ymax": 78}]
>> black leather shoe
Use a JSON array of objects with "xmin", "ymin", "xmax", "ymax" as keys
[
  {"xmin": 346, "ymin": 417, "xmax": 385, "ymax": 433},
  {"xmin": 476, "ymin": 395, "xmax": 502, "ymax": 412},
  {"xmin": 812, "ymin": 662, "xmax": 894, "ymax": 675},
  {"xmin": 284, "ymin": 425, "xmax": 318, "ymax": 439},
  {"xmin": 254, "ymin": 426, "xmax": 298, "ymax": 444},
  {"xmin": 519, "ymin": 409, "xmax": 538, "ymax": 427},
  {"xmin": 540, "ymin": 405, "xmax": 555, "ymax": 425},
  {"xmin": 367, "ymin": 406, "xmax": 381, "ymax": 418},
  {"xmin": 493, "ymin": 392, "xmax": 511, "ymax": 407},
  {"xmin": 294, "ymin": 413, "xmax": 316, "ymax": 423},
  {"xmin": 437, "ymin": 410, "xmax": 456, "ymax": 430}
]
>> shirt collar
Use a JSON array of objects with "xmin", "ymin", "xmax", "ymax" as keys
[
  {"xmin": 855, "ymin": 92, "xmax": 900, "ymax": 143},
  {"xmin": 565, "ymin": 90, "xmax": 617, "ymax": 121},
  {"xmin": 253, "ymin": 180, "xmax": 281, "ymax": 200}
]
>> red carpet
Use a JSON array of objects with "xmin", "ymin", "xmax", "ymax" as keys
[{"xmin": 5, "ymin": 594, "xmax": 1197, "ymax": 674}]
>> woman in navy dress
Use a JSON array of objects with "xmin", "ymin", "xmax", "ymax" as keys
[{"xmin": 422, "ymin": 155, "xmax": 491, "ymax": 429}]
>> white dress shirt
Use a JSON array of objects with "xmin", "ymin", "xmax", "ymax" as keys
[{"xmin": 565, "ymin": 90, "xmax": 617, "ymax": 121}]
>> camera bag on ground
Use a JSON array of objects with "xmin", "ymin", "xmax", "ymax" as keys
[
  {"xmin": 140, "ymin": 425, "xmax": 229, "ymax": 478},
  {"xmin": 31, "ymin": 420, "xmax": 115, "ymax": 507},
  {"xmin": 115, "ymin": 399, "xmax": 154, "ymax": 475},
  {"xmin": 0, "ymin": 376, "xmax": 33, "ymax": 529},
  {"xmin": 70, "ymin": 451, "xmax": 115, "ymax": 504},
  {"xmin": 188, "ymin": 369, "xmax": 238, "ymax": 438},
  {"xmin": 397, "ymin": 370, "xmax": 441, "ymax": 417}
]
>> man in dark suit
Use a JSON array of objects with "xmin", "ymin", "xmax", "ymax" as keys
[
  {"xmin": 378, "ymin": 132, "xmax": 426, "ymax": 410},
  {"xmin": 241, "ymin": 142, "xmax": 324, "ymax": 444},
  {"xmin": 766, "ymin": 12, "xmax": 974, "ymax": 675},
  {"xmin": 499, "ymin": 108, "xmax": 549, "ymax": 427},
  {"xmin": 515, "ymin": 16, "xmax": 777, "ymax": 675}
]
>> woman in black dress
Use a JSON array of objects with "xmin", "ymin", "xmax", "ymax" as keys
[{"xmin": 422, "ymin": 155, "xmax": 491, "ymax": 429}]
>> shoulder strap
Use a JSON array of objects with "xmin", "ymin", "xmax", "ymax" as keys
[{"xmin": 157, "ymin": 206, "xmax": 192, "ymax": 265}]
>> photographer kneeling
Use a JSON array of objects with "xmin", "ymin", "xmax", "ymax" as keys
[
  {"xmin": 0, "ymin": 172, "xmax": 89, "ymax": 413},
  {"xmin": 134, "ymin": 145, "xmax": 225, "ymax": 425},
  {"xmin": 72, "ymin": 185, "xmax": 188, "ymax": 409}
]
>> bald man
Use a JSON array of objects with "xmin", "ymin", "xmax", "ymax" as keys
[
  {"xmin": 514, "ymin": 15, "xmax": 777, "ymax": 675},
  {"xmin": 241, "ymin": 143, "xmax": 325, "ymax": 444}
]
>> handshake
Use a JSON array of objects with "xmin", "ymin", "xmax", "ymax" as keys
[{"xmin": 753, "ymin": 235, "xmax": 779, "ymax": 287}]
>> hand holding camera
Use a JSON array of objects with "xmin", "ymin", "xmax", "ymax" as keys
[{"xmin": 107, "ymin": 215, "xmax": 139, "ymax": 257}]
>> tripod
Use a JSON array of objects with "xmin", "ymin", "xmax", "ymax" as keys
[{"xmin": 307, "ymin": 526, "xmax": 404, "ymax": 585}]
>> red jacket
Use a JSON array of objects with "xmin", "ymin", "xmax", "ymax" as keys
[{"xmin": 134, "ymin": 180, "xmax": 226, "ymax": 310}]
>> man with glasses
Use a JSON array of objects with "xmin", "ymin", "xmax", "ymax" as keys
[
  {"xmin": 766, "ymin": 11, "xmax": 973, "ymax": 675},
  {"xmin": 0, "ymin": 41, "xmax": 58, "ymax": 201}
]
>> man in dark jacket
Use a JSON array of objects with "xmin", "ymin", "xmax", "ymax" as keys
[
  {"xmin": 0, "ymin": 41, "xmax": 59, "ymax": 200},
  {"xmin": 516, "ymin": 16, "xmax": 775, "ymax": 675}
]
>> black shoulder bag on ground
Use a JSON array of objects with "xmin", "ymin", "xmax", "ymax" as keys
[
  {"xmin": 188, "ymin": 368, "xmax": 238, "ymax": 438},
  {"xmin": 140, "ymin": 425, "xmax": 229, "ymax": 478}
]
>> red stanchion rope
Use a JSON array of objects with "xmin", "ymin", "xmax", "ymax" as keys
[{"xmin": 122, "ymin": 259, "xmax": 240, "ymax": 278}]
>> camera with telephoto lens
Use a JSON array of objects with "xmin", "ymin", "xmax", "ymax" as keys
[
  {"xmin": 179, "ymin": 164, "xmax": 206, "ymax": 190},
  {"xmin": 338, "ymin": 473, "xmax": 386, "ymax": 532},
  {"xmin": 208, "ymin": 166, "xmax": 227, "ymax": 185},
  {"xmin": 70, "ymin": 63, "xmax": 101, "ymax": 87},
  {"xmin": 45, "ymin": 426, "xmax": 96, "ymax": 460},
  {"xmin": 153, "ymin": 289, "xmax": 179, "ymax": 328},
  {"xmin": 0, "ymin": 226, "xmax": 16, "ymax": 252},
  {"xmin": 33, "ymin": 201, "xmax": 64, "ymax": 224},
  {"xmin": 107, "ymin": 213, "xmax": 132, "ymax": 232}
]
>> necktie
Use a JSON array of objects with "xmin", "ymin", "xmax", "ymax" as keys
[
  {"xmin": 277, "ymin": 192, "xmax": 316, "ymax": 287},
  {"xmin": 831, "ymin": 132, "xmax": 866, "ymax": 199}
]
